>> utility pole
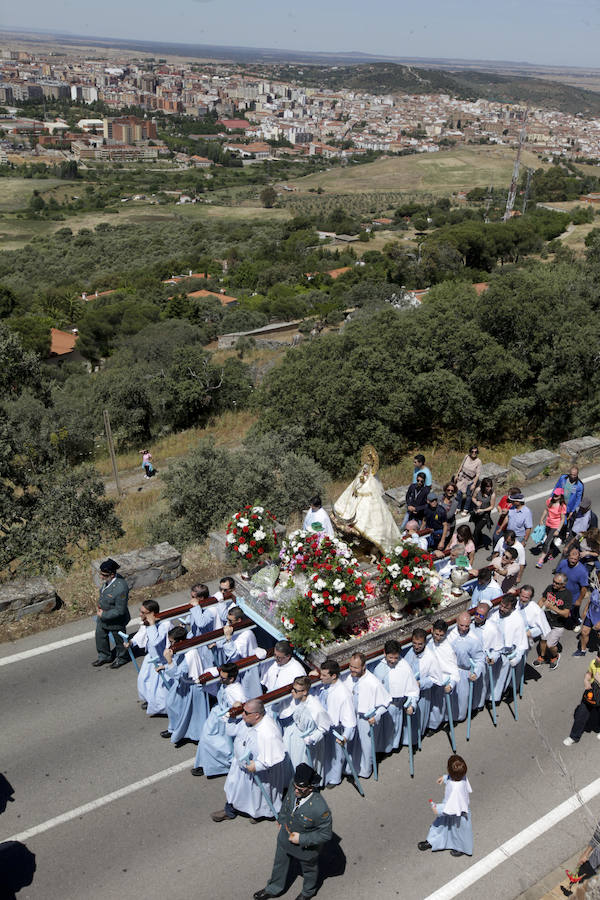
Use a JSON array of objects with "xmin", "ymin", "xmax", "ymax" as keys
[
  {"xmin": 103, "ymin": 409, "xmax": 122, "ymax": 496},
  {"xmin": 503, "ymin": 108, "xmax": 529, "ymax": 222},
  {"xmin": 522, "ymin": 167, "xmax": 535, "ymax": 214}
]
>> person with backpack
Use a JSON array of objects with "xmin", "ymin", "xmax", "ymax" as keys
[{"xmin": 535, "ymin": 488, "xmax": 567, "ymax": 569}]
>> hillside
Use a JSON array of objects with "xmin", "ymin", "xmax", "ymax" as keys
[{"xmin": 275, "ymin": 62, "xmax": 600, "ymax": 116}]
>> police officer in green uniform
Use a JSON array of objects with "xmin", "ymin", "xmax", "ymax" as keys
[
  {"xmin": 92, "ymin": 558, "xmax": 131, "ymax": 669},
  {"xmin": 254, "ymin": 763, "xmax": 332, "ymax": 900}
]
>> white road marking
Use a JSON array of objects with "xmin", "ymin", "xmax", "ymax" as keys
[
  {"xmin": 0, "ymin": 618, "xmax": 141, "ymax": 667},
  {"xmin": 422, "ymin": 774, "xmax": 600, "ymax": 900},
  {"xmin": 1, "ymin": 757, "xmax": 196, "ymax": 844}
]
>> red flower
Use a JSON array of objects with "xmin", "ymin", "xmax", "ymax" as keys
[
  {"xmin": 250, "ymin": 540, "xmax": 256, "ymax": 547},
  {"xmin": 340, "ymin": 606, "xmax": 348, "ymax": 616},
  {"xmin": 234, "ymin": 545, "xmax": 239, "ymax": 552},
  {"xmin": 307, "ymin": 590, "xmax": 313, "ymax": 598},
  {"xmin": 385, "ymin": 578, "xmax": 390, "ymax": 585},
  {"xmin": 341, "ymin": 593, "xmax": 347, "ymax": 600},
  {"xmin": 385, "ymin": 557, "xmax": 391, "ymax": 564},
  {"xmin": 401, "ymin": 549, "xmax": 409, "ymax": 558},
  {"xmin": 354, "ymin": 578, "xmax": 362, "ymax": 586},
  {"xmin": 323, "ymin": 590, "xmax": 330, "ymax": 598},
  {"xmin": 233, "ymin": 528, "xmax": 238, "ymax": 535},
  {"xmin": 245, "ymin": 505, "xmax": 251, "ymax": 510},
  {"xmin": 414, "ymin": 556, "xmax": 420, "ymax": 563},
  {"xmin": 252, "ymin": 515, "xmax": 258, "ymax": 519},
  {"xmin": 243, "ymin": 526, "xmax": 249, "ymax": 533},
  {"xmin": 326, "ymin": 605, "xmax": 334, "ymax": 613},
  {"xmin": 290, "ymin": 618, "xmax": 295, "ymax": 625},
  {"xmin": 402, "ymin": 566, "xmax": 410, "ymax": 575},
  {"xmin": 246, "ymin": 552, "xmax": 252, "ymax": 560},
  {"xmin": 258, "ymin": 547, "xmax": 264, "ymax": 554}
]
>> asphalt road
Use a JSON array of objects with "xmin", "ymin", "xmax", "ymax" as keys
[{"xmin": 3, "ymin": 465, "xmax": 600, "ymax": 900}]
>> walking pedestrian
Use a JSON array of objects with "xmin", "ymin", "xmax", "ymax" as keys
[
  {"xmin": 253, "ymin": 763, "xmax": 332, "ymax": 900},
  {"xmin": 92, "ymin": 558, "xmax": 130, "ymax": 669},
  {"xmin": 418, "ymin": 755, "xmax": 473, "ymax": 857}
]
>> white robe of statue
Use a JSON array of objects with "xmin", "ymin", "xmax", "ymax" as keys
[{"xmin": 333, "ymin": 464, "xmax": 400, "ymax": 553}]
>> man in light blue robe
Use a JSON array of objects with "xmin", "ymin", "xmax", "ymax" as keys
[
  {"xmin": 471, "ymin": 603, "xmax": 504, "ymax": 709},
  {"xmin": 403, "ymin": 628, "xmax": 444, "ymax": 738},
  {"xmin": 159, "ymin": 625, "xmax": 211, "ymax": 746},
  {"xmin": 185, "ymin": 583, "xmax": 221, "ymax": 636},
  {"xmin": 428, "ymin": 620, "xmax": 460, "ymax": 731},
  {"xmin": 127, "ymin": 600, "xmax": 170, "ymax": 716},
  {"xmin": 447, "ymin": 612, "xmax": 485, "ymax": 722},
  {"xmin": 278, "ymin": 676, "xmax": 331, "ymax": 777},
  {"xmin": 213, "ymin": 606, "xmax": 262, "ymax": 699},
  {"xmin": 489, "ymin": 595, "xmax": 529, "ymax": 700},
  {"xmin": 193, "ymin": 662, "xmax": 247, "ymax": 777},
  {"xmin": 211, "ymin": 698, "xmax": 292, "ymax": 822},
  {"xmin": 342, "ymin": 652, "xmax": 391, "ymax": 778},
  {"xmin": 370, "ymin": 640, "xmax": 419, "ymax": 751},
  {"xmin": 314, "ymin": 659, "xmax": 356, "ymax": 787}
]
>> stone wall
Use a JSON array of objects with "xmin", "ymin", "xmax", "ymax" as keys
[
  {"xmin": 0, "ymin": 577, "xmax": 58, "ymax": 624},
  {"xmin": 91, "ymin": 543, "xmax": 183, "ymax": 590}
]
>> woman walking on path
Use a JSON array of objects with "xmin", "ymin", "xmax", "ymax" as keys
[
  {"xmin": 470, "ymin": 476, "xmax": 496, "ymax": 551},
  {"xmin": 536, "ymin": 488, "xmax": 567, "ymax": 568}
]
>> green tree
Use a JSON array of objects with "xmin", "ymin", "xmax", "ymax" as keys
[{"xmin": 260, "ymin": 186, "xmax": 277, "ymax": 208}]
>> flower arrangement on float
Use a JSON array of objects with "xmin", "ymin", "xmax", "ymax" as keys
[
  {"xmin": 277, "ymin": 530, "xmax": 372, "ymax": 651},
  {"xmin": 225, "ymin": 505, "xmax": 278, "ymax": 568},
  {"xmin": 376, "ymin": 538, "xmax": 447, "ymax": 614}
]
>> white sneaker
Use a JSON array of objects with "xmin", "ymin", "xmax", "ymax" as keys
[
  {"xmin": 563, "ymin": 737, "xmax": 576, "ymax": 746},
  {"xmin": 574, "ymin": 625, "xmax": 582, "ymax": 635}
]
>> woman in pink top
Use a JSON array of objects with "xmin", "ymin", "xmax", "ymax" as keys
[
  {"xmin": 448, "ymin": 524, "xmax": 476, "ymax": 566},
  {"xmin": 536, "ymin": 488, "xmax": 567, "ymax": 567}
]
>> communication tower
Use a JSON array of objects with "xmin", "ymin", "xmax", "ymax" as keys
[{"xmin": 503, "ymin": 109, "xmax": 529, "ymax": 222}]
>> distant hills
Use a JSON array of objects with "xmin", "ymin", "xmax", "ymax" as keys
[
  {"xmin": 3, "ymin": 28, "xmax": 600, "ymax": 116},
  {"xmin": 274, "ymin": 63, "xmax": 600, "ymax": 117}
]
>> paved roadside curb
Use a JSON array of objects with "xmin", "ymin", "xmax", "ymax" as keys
[{"xmin": 517, "ymin": 852, "xmax": 581, "ymax": 899}]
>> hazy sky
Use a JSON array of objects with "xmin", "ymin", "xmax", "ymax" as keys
[{"xmin": 4, "ymin": 0, "xmax": 600, "ymax": 68}]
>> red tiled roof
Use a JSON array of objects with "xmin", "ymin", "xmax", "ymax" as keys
[
  {"xmin": 187, "ymin": 289, "xmax": 237, "ymax": 306},
  {"xmin": 50, "ymin": 328, "xmax": 77, "ymax": 356}
]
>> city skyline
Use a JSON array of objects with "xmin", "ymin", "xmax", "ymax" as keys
[{"xmin": 3, "ymin": 0, "xmax": 600, "ymax": 69}]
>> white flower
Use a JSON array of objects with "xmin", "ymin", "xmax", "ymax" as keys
[
  {"xmin": 252, "ymin": 506, "xmax": 264, "ymax": 514},
  {"xmin": 332, "ymin": 578, "xmax": 345, "ymax": 592},
  {"xmin": 253, "ymin": 528, "xmax": 266, "ymax": 541},
  {"xmin": 226, "ymin": 533, "xmax": 236, "ymax": 544},
  {"xmin": 314, "ymin": 578, "xmax": 326, "ymax": 590},
  {"xmin": 238, "ymin": 543, "xmax": 249, "ymax": 554},
  {"xmin": 238, "ymin": 517, "xmax": 249, "ymax": 527}
]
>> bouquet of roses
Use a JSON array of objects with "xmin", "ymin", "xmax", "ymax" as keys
[
  {"xmin": 376, "ymin": 539, "xmax": 442, "ymax": 612},
  {"xmin": 279, "ymin": 529, "xmax": 356, "ymax": 575},
  {"xmin": 226, "ymin": 505, "xmax": 278, "ymax": 566},
  {"xmin": 279, "ymin": 533, "xmax": 369, "ymax": 640}
]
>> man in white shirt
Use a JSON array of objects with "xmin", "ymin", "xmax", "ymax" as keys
[
  {"xmin": 314, "ymin": 659, "xmax": 356, "ymax": 787},
  {"xmin": 428, "ymin": 620, "xmax": 460, "ymax": 730},
  {"xmin": 492, "ymin": 529, "xmax": 526, "ymax": 582},
  {"xmin": 342, "ymin": 652, "xmax": 391, "ymax": 778},
  {"xmin": 303, "ymin": 495, "xmax": 334, "ymax": 539},
  {"xmin": 262, "ymin": 641, "xmax": 307, "ymax": 693},
  {"xmin": 489, "ymin": 595, "xmax": 529, "ymax": 699}
]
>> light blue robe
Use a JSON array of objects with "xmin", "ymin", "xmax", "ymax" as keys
[
  {"xmin": 224, "ymin": 716, "xmax": 292, "ymax": 818},
  {"xmin": 185, "ymin": 604, "xmax": 219, "ymax": 637},
  {"xmin": 403, "ymin": 646, "xmax": 442, "ymax": 738},
  {"xmin": 448, "ymin": 629, "xmax": 485, "ymax": 722},
  {"xmin": 491, "ymin": 609, "xmax": 528, "ymax": 700},
  {"xmin": 164, "ymin": 652, "xmax": 210, "ymax": 744},
  {"xmin": 370, "ymin": 659, "xmax": 419, "ymax": 751},
  {"xmin": 214, "ymin": 630, "xmax": 263, "ymax": 701},
  {"xmin": 427, "ymin": 775, "xmax": 473, "ymax": 855},
  {"xmin": 316, "ymin": 682, "xmax": 356, "ymax": 786},
  {"xmin": 134, "ymin": 622, "xmax": 170, "ymax": 716},
  {"xmin": 343, "ymin": 672, "xmax": 391, "ymax": 778},
  {"xmin": 195, "ymin": 680, "xmax": 246, "ymax": 775},
  {"xmin": 427, "ymin": 638, "xmax": 459, "ymax": 731},
  {"xmin": 278, "ymin": 696, "xmax": 330, "ymax": 776}
]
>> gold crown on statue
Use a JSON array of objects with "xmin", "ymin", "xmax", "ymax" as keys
[{"xmin": 360, "ymin": 444, "xmax": 379, "ymax": 475}]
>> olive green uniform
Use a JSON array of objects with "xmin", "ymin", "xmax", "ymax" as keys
[
  {"xmin": 95, "ymin": 574, "xmax": 130, "ymax": 662},
  {"xmin": 265, "ymin": 781, "xmax": 332, "ymax": 898}
]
